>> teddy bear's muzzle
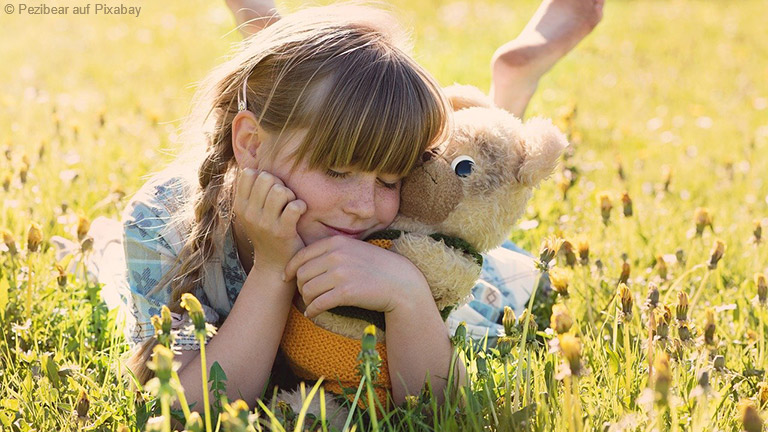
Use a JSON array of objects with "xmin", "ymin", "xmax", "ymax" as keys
[{"xmin": 399, "ymin": 158, "xmax": 464, "ymax": 225}]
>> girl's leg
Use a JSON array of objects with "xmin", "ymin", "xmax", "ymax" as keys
[
  {"xmin": 491, "ymin": 0, "xmax": 604, "ymax": 118},
  {"xmin": 225, "ymin": 0, "xmax": 280, "ymax": 37}
]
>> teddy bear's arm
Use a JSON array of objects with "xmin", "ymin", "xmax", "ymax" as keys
[{"xmin": 391, "ymin": 233, "xmax": 481, "ymax": 312}]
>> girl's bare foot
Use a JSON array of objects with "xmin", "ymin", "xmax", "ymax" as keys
[
  {"xmin": 491, "ymin": 0, "xmax": 604, "ymax": 117},
  {"xmin": 226, "ymin": 0, "xmax": 280, "ymax": 37}
]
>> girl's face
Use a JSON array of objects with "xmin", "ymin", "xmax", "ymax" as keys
[{"xmin": 257, "ymin": 131, "xmax": 403, "ymax": 246}]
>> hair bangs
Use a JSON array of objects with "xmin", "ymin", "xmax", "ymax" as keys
[{"xmin": 295, "ymin": 45, "xmax": 448, "ymax": 177}]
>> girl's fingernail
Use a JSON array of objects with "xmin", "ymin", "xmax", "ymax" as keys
[{"xmin": 244, "ymin": 168, "xmax": 257, "ymax": 176}]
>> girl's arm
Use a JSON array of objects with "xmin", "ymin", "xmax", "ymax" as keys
[{"xmin": 285, "ymin": 236, "xmax": 467, "ymax": 405}]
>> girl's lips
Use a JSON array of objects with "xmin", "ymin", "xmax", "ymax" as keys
[{"xmin": 322, "ymin": 223, "xmax": 366, "ymax": 239}]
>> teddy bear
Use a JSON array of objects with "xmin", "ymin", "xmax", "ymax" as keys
[{"xmin": 275, "ymin": 84, "xmax": 568, "ymax": 420}]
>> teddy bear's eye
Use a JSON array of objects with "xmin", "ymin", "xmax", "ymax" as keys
[{"xmin": 451, "ymin": 155, "xmax": 475, "ymax": 178}]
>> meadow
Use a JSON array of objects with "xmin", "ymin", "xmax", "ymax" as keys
[{"xmin": 1, "ymin": 0, "xmax": 767, "ymax": 430}]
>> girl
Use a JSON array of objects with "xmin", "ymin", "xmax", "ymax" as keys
[{"xmin": 122, "ymin": 4, "xmax": 458, "ymax": 410}]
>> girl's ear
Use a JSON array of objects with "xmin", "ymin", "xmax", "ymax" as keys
[{"xmin": 232, "ymin": 110, "xmax": 264, "ymax": 170}]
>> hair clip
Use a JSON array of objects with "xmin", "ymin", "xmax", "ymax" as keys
[{"xmin": 237, "ymin": 76, "xmax": 248, "ymax": 112}]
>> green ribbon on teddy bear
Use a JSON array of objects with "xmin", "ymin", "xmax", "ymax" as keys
[{"xmin": 328, "ymin": 229, "xmax": 483, "ymax": 332}]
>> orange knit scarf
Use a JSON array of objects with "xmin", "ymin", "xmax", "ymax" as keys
[{"xmin": 279, "ymin": 304, "xmax": 392, "ymax": 410}]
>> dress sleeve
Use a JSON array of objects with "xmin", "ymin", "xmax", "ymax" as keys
[{"xmin": 121, "ymin": 176, "xmax": 219, "ymax": 350}]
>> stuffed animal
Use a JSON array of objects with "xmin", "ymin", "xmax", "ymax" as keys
[{"xmin": 276, "ymin": 84, "xmax": 568, "ymax": 418}]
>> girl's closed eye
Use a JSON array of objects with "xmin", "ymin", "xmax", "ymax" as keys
[{"xmin": 325, "ymin": 169, "xmax": 400, "ymax": 190}]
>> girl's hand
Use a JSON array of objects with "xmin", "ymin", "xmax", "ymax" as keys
[
  {"xmin": 233, "ymin": 169, "xmax": 307, "ymax": 275},
  {"xmin": 283, "ymin": 236, "xmax": 432, "ymax": 319}
]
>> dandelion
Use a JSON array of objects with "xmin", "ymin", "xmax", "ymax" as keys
[
  {"xmin": 56, "ymin": 264, "xmax": 67, "ymax": 287},
  {"xmin": 754, "ymin": 219, "xmax": 763, "ymax": 244},
  {"xmin": 713, "ymin": 354, "xmax": 725, "ymax": 370},
  {"xmin": 185, "ymin": 412, "xmax": 204, "ymax": 432},
  {"xmin": 703, "ymin": 307, "xmax": 716, "ymax": 346},
  {"xmin": 496, "ymin": 336, "xmax": 513, "ymax": 358},
  {"xmin": 75, "ymin": 389, "xmax": 89, "ymax": 420},
  {"xmin": 755, "ymin": 273, "xmax": 767, "ymax": 305},
  {"xmin": 618, "ymin": 283, "xmax": 633, "ymax": 318},
  {"xmin": 656, "ymin": 305, "xmax": 671, "ymax": 339},
  {"xmin": 619, "ymin": 261, "xmax": 631, "ymax": 285},
  {"xmin": 577, "ymin": 238, "xmax": 590, "ymax": 266},
  {"xmin": 598, "ymin": 192, "xmax": 612, "ymax": 225},
  {"xmin": 550, "ymin": 304, "xmax": 573, "ymax": 335},
  {"xmin": 1, "ymin": 228, "xmax": 17, "ymax": 255},
  {"xmin": 621, "ymin": 191, "xmax": 633, "ymax": 217},
  {"xmin": 549, "ymin": 267, "xmax": 570, "ymax": 297},
  {"xmin": 180, "ymin": 293, "xmax": 206, "ymax": 334},
  {"xmin": 180, "ymin": 293, "xmax": 212, "ymax": 432},
  {"xmin": 19, "ymin": 162, "xmax": 28, "ymax": 184},
  {"xmin": 646, "ymin": 283, "xmax": 660, "ymax": 309},
  {"xmin": 558, "ymin": 174, "xmax": 572, "ymax": 200},
  {"xmin": 558, "ymin": 333, "xmax": 584, "ymax": 377},
  {"xmin": 537, "ymin": 236, "xmax": 564, "ymax": 271},
  {"xmin": 676, "ymin": 291, "xmax": 689, "ymax": 322},
  {"xmin": 656, "ymin": 255, "xmax": 668, "ymax": 280},
  {"xmin": 758, "ymin": 382, "xmax": 768, "ymax": 408},
  {"xmin": 152, "ymin": 305, "xmax": 174, "ymax": 348},
  {"xmin": 220, "ymin": 399, "xmax": 251, "ymax": 431},
  {"xmin": 502, "ymin": 307, "xmax": 516, "ymax": 337},
  {"xmin": 80, "ymin": 237, "xmax": 93, "ymax": 254},
  {"xmin": 145, "ymin": 345, "xmax": 179, "ymax": 432},
  {"xmin": 76, "ymin": 214, "xmax": 90, "ymax": 241},
  {"xmin": 675, "ymin": 248, "xmax": 686, "ymax": 265},
  {"xmin": 677, "ymin": 322, "xmax": 692, "ymax": 341},
  {"xmin": 562, "ymin": 240, "xmax": 577, "ymax": 267},
  {"xmin": 27, "ymin": 222, "xmax": 42, "ymax": 253},
  {"xmin": 2, "ymin": 173, "xmax": 10, "ymax": 192},
  {"xmin": 694, "ymin": 207, "xmax": 713, "ymax": 236},
  {"xmin": 707, "ymin": 239, "xmax": 725, "ymax": 270},
  {"xmin": 517, "ymin": 309, "xmax": 538, "ymax": 342},
  {"xmin": 739, "ymin": 399, "xmax": 763, "ymax": 432}
]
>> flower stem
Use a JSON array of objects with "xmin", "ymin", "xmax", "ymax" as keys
[
  {"xmin": 365, "ymin": 362, "xmax": 379, "ymax": 432},
  {"xmin": 171, "ymin": 370, "xmax": 191, "ymax": 422},
  {"xmin": 688, "ymin": 270, "xmax": 711, "ymax": 311},
  {"xmin": 161, "ymin": 394, "xmax": 171, "ymax": 432},
  {"xmin": 623, "ymin": 320, "xmax": 632, "ymax": 405},
  {"xmin": 197, "ymin": 334, "xmax": 213, "ymax": 432}
]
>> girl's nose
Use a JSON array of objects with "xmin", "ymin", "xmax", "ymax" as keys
[{"xmin": 342, "ymin": 179, "xmax": 376, "ymax": 219}]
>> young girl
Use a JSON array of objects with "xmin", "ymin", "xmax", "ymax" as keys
[{"xmin": 121, "ymin": 4, "xmax": 458, "ymax": 410}]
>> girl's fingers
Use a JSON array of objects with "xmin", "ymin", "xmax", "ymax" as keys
[
  {"xmin": 284, "ymin": 237, "xmax": 337, "ymax": 281},
  {"xmin": 235, "ymin": 168, "xmax": 259, "ymax": 205},
  {"xmin": 294, "ymin": 252, "xmax": 327, "ymax": 294},
  {"xmin": 263, "ymin": 183, "xmax": 296, "ymax": 222},
  {"xmin": 304, "ymin": 287, "xmax": 344, "ymax": 319},
  {"xmin": 247, "ymin": 171, "xmax": 280, "ymax": 215},
  {"xmin": 299, "ymin": 273, "xmax": 335, "ymax": 308},
  {"xmin": 279, "ymin": 199, "xmax": 306, "ymax": 233}
]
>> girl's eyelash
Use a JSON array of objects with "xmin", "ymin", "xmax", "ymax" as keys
[{"xmin": 325, "ymin": 169, "xmax": 399, "ymax": 190}]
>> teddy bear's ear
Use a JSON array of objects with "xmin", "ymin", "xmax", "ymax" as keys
[
  {"xmin": 516, "ymin": 117, "xmax": 569, "ymax": 187},
  {"xmin": 444, "ymin": 84, "xmax": 492, "ymax": 111}
]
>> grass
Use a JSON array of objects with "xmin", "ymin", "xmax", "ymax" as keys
[{"xmin": 2, "ymin": 0, "xmax": 768, "ymax": 430}]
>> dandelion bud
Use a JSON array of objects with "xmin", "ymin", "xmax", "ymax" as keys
[
  {"xmin": 80, "ymin": 237, "xmax": 93, "ymax": 254},
  {"xmin": 758, "ymin": 382, "xmax": 768, "ymax": 408},
  {"xmin": 704, "ymin": 307, "xmax": 716, "ymax": 345},
  {"xmin": 646, "ymin": 283, "xmax": 660, "ymax": 309},
  {"xmin": 549, "ymin": 267, "xmax": 570, "ymax": 297},
  {"xmin": 619, "ymin": 261, "xmax": 631, "ymax": 285},
  {"xmin": 1, "ymin": 228, "xmax": 17, "ymax": 255},
  {"xmin": 146, "ymin": 344, "xmax": 177, "ymax": 383},
  {"xmin": 697, "ymin": 370, "xmax": 710, "ymax": 390},
  {"xmin": 656, "ymin": 305, "xmax": 671, "ymax": 338},
  {"xmin": 27, "ymin": 222, "xmax": 42, "ymax": 253},
  {"xmin": 598, "ymin": 192, "xmax": 612, "ymax": 225},
  {"xmin": 361, "ymin": 324, "xmax": 377, "ymax": 354},
  {"xmin": 538, "ymin": 236, "xmax": 564, "ymax": 271},
  {"xmin": 747, "ymin": 330, "xmax": 759, "ymax": 344},
  {"xmin": 2, "ymin": 173, "xmax": 10, "ymax": 192},
  {"xmin": 56, "ymin": 264, "xmax": 67, "ymax": 287},
  {"xmin": 557, "ymin": 174, "xmax": 572, "ymax": 200},
  {"xmin": 675, "ymin": 248, "xmax": 686, "ymax": 265},
  {"xmin": 185, "ymin": 412, "xmax": 204, "ymax": 432},
  {"xmin": 621, "ymin": 191, "xmax": 633, "ymax": 217},
  {"xmin": 755, "ymin": 273, "xmax": 767, "ymax": 305},
  {"xmin": 517, "ymin": 309, "xmax": 538, "ymax": 341},
  {"xmin": 496, "ymin": 336, "xmax": 513, "ymax": 357},
  {"xmin": 713, "ymin": 354, "xmax": 725, "ymax": 370},
  {"xmin": 562, "ymin": 240, "xmax": 577, "ymax": 267},
  {"xmin": 754, "ymin": 220, "xmax": 763, "ymax": 244},
  {"xmin": 618, "ymin": 283, "xmax": 633, "ymax": 318},
  {"xmin": 707, "ymin": 239, "xmax": 725, "ymax": 270},
  {"xmin": 550, "ymin": 304, "xmax": 573, "ymax": 335},
  {"xmin": 223, "ymin": 399, "xmax": 251, "ymax": 428},
  {"xmin": 75, "ymin": 390, "xmax": 89, "ymax": 419},
  {"xmin": 653, "ymin": 353, "xmax": 671, "ymax": 404},
  {"xmin": 558, "ymin": 333, "xmax": 583, "ymax": 376},
  {"xmin": 76, "ymin": 214, "xmax": 90, "ymax": 241},
  {"xmin": 662, "ymin": 166, "xmax": 672, "ymax": 192},
  {"xmin": 19, "ymin": 162, "xmax": 28, "ymax": 184},
  {"xmin": 656, "ymin": 255, "xmax": 668, "ymax": 280},
  {"xmin": 677, "ymin": 322, "xmax": 692, "ymax": 341},
  {"xmin": 404, "ymin": 395, "xmax": 419, "ymax": 411},
  {"xmin": 694, "ymin": 207, "xmax": 713, "ymax": 236},
  {"xmin": 180, "ymin": 293, "xmax": 206, "ymax": 333},
  {"xmin": 453, "ymin": 321, "xmax": 467, "ymax": 346},
  {"xmin": 502, "ymin": 307, "xmax": 516, "ymax": 337},
  {"xmin": 577, "ymin": 238, "xmax": 590, "ymax": 266},
  {"xmin": 676, "ymin": 291, "xmax": 689, "ymax": 322},
  {"xmin": 739, "ymin": 399, "xmax": 764, "ymax": 432}
]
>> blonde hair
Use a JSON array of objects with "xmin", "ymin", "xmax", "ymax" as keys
[{"xmin": 128, "ymin": 4, "xmax": 449, "ymax": 383}]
